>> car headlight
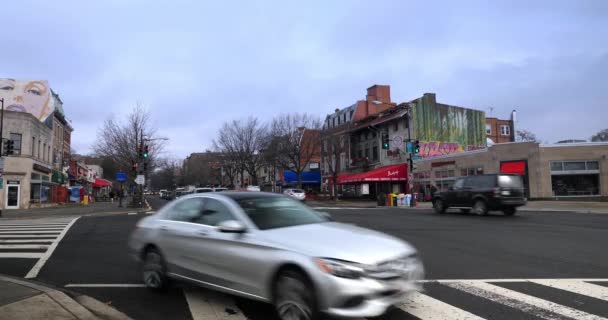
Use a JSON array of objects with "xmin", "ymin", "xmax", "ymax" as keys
[{"xmin": 315, "ymin": 258, "xmax": 364, "ymax": 279}]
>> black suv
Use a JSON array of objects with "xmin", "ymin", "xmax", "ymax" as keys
[{"xmin": 432, "ymin": 174, "xmax": 526, "ymax": 216}]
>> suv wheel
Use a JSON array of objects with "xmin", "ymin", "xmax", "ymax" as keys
[
  {"xmin": 142, "ymin": 248, "xmax": 168, "ymax": 290},
  {"xmin": 434, "ymin": 199, "xmax": 446, "ymax": 214},
  {"xmin": 503, "ymin": 207, "xmax": 517, "ymax": 216},
  {"xmin": 274, "ymin": 269, "xmax": 317, "ymax": 320},
  {"xmin": 473, "ymin": 200, "xmax": 488, "ymax": 216}
]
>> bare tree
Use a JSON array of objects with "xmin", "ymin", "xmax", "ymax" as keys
[
  {"xmin": 516, "ymin": 129, "xmax": 539, "ymax": 142},
  {"xmin": 269, "ymin": 113, "xmax": 321, "ymax": 188},
  {"xmin": 320, "ymin": 126, "xmax": 350, "ymax": 200},
  {"xmin": 213, "ymin": 117, "xmax": 268, "ymax": 186},
  {"xmin": 149, "ymin": 158, "xmax": 180, "ymax": 190},
  {"xmin": 591, "ymin": 128, "xmax": 608, "ymax": 142},
  {"xmin": 93, "ymin": 104, "xmax": 166, "ymax": 176}
]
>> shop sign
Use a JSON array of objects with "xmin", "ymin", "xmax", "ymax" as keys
[
  {"xmin": 309, "ymin": 162, "xmax": 320, "ymax": 170},
  {"xmin": 361, "ymin": 183, "xmax": 370, "ymax": 195},
  {"xmin": 7, "ymin": 180, "xmax": 20, "ymax": 185},
  {"xmin": 33, "ymin": 163, "xmax": 52, "ymax": 174}
]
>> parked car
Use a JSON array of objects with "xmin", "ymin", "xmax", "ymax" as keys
[
  {"xmin": 246, "ymin": 185, "xmax": 261, "ymax": 192},
  {"xmin": 213, "ymin": 187, "xmax": 228, "ymax": 192},
  {"xmin": 283, "ymin": 188, "xmax": 306, "ymax": 201},
  {"xmin": 195, "ymin": 188, "xmax": 213, "ymax": 193},
  {"xmin": 129, "ymin": 192, "xmax": 424, "ymax": 320},
  {"xmin": 432, "ymin": 174, "xmax": 526, "ymax": 216}
]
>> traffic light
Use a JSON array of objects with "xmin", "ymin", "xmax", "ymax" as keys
[
  {"xmin": 132, "ymin": 161, "xmax": 138, "ymax": 171},
  {"xmin": 382, "ymin": 133, "xmax": 390, "ymax": 149},
  {"xmin": 5, "ymin": 140, "xmax": 14, "ymax": 156},
  {"xmin": 143, "ymin": 145, "xmax": 149, "ymax": 159},
  {"xmin": 414, "ymin": 140, "xmax": 420, "ymax": 154}
]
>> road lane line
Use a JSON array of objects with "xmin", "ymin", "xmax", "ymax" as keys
[
  {"xmin": 0, "ymin": 231, "xmax": 62, "ymax": 234},
  {"xmin": 25, "ymin": 217, "xmax": 80, "ymax": 279},
  {"xmin": 442, "ymin": 281, "xmax": 607, "ymax": 320},
  {"xmin": 398, "ymin": 291, "xmax": 485, "ymax": 320},
  {"xmin": 530, "ymin": 279, "xmax": 608, "ymax": 302},
  {"xmin": 128, "ymin": 212, "xmax": 137, "ymax": 215},
  {"xmin": 65, "ymin": 284, "xmax": 146, "ymax": 288},
  {"xmin": 0, "ymin": 244, "xmax": 50, "ymax": 249},
  {"xmin": 0, "ymin": 252, "xmax": 44, "ymax": 258},
  {"xmin": 184, "ymin": 287, "xmax": 247, "ymax": 320}
]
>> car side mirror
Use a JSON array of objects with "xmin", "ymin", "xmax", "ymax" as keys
[
  {"xmin": 217, "ymin": 220, "xmax": 246, "ymax": 233},
  {"xmin": 318, "ymin": 211, "xmax": 333, "ymax": 221}
]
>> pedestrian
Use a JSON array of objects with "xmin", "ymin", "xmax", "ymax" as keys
[
  {"xmin": 109, "ymin": 190, "xmax": 116, "ymax": 203},
  {"xmin": 430, "ymin": 184, "xmax": 438, "ymax": 199}
]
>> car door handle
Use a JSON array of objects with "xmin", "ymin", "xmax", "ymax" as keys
[
  {"xmin": 160, "ymin": 226, "xmax": 169, "ymax": 231},
  {"xmin": 196, "ymin": 230, "xmax": 209, "ymax": 236}
]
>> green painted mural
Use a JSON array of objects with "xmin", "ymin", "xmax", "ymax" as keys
[{"xmin": 411, "ymin": 95, "xmax": 486, "ymax": 158}]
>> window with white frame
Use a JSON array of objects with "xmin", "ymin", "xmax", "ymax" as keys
[
  {"xmin": 500, "ymin": 125, "xmax": 510, "ymax": 136},
  {"xmin": 486, "ymin": 124, "xmax": 491, "ymax": 134}
]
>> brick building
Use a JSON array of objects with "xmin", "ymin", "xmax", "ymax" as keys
[{"xmin": 486, "ymin": 116, "xmax": 515, "ymax": 144}]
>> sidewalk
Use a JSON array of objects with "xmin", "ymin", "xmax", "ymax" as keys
[
  {"xmin": 308, "ymin": 199, "xmax": 608, "ymax": 214},
  {"xmin": 0, "ymin": 274, "xmax": 131, "ymax": 320},
  {"xmin": 0, "ymin": 197, "xmax": 147, "ymax": 220}
]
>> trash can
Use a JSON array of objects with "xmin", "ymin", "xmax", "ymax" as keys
[{"xmin": 392, "ymin": 194, "xmax": 398, "ymax": 207}]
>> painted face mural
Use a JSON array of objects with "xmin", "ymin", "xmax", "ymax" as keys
[{"xmin": 0, "ymin": 79, "xmax": 54, "ymax": 122}]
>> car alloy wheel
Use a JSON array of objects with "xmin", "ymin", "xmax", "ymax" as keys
[
  {"xmin": 473, "ymin": 200, "xmax": 488, "ymax": 216},
  {"xmin": 142, "ymin": 249, "xmax": 167, "ymax": 290},
  {"xmin": 275, "ymin": 271, "xmax": 316, "ymax": 320},
  {"xmin": 434, "ymin": 199, "xmax": 445, "ymax": 214}
]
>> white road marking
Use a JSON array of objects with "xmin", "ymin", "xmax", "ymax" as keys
[
  {"xmin": 0, "ymin": 226, "xmax": 67, "ymax": 229},
  {"xmin": 0, "ymin": 244, "xmax": 50, "ymax": 249},
  {"xmin": 0, "ymin": 230, "xmax": 61, "ymax": 234},
  {"xmin": 146, "ymin": 211, "xmax": 156, "ymax": 214},
  {"xmin": 0, "ymin": 252, "xmax": 44, "ymax": 258},
  {"xmin": 65, "ymin": 284, "xmax": 147, "ymax": 288},
  {"xmin": 0, "ymin": 223, "xmax": 68, "ymax": 227},
  {"xmin": 184, "ymin": 288, "xmax": 247, "ymax": 320},
  {"xmin": 0, "ymin": 239, "xmax": 54, "ymax": 243},
  {"xmin": 25, "ymin": 217, "xmax": 80, "ymax": 279},
  {"xmin": 530, "ymin": 279, "xmax": 608, "ymax": 302},
  {"xmin": 442, "ymin": 281, "xmax": 607, "ymax": 320},
  {"xmin": 128, "ymin": 212, "xmax": 137, "ymax": 215},
  {"xmin": 0, "ymin": 235, "xmax": 59, "ymax": 238},
  {"xmin": 398, "ymin": 291, "xmax": 485, "ymax": 320}
]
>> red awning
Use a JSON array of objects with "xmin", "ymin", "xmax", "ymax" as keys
[
  {"xmin": 337, "ymin": 164, "xmax": 408, "ymax": 184},
  {"xmin": 93, "ymin": 178, "xmax": 112, "ymax": 188},
  {"xmin": 500, "ymin": 161, "xmax": 526, "ymax": 175}
]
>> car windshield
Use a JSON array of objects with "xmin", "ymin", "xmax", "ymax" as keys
[
  {"xmin": 499, "ymin": 175, "xmax": 523, "ymax": 188},
  {"xmin": 235, "ymin": 196, "xmax": 327, "ymax": 230}
]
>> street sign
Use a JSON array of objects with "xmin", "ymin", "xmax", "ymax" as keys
[
  {"xmin": 135, "ymin": 175, "xmax": 145, "ymax": 185},
  {"xmin": 412, "ymin": 155, "xmax": 423, "ymax": 160},
  {"xmin": 116, "ymin": 172, "xmax": 127, "ymax": 182}
]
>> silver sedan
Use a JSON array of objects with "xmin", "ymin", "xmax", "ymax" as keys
[{"xmin": 129, "ymin": 192, "xmax": 424, "ymax": 320}]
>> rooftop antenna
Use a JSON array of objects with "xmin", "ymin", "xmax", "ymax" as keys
[{"xmin": 488, "ymin": 107, "xmax": 494, "ymax": 117}]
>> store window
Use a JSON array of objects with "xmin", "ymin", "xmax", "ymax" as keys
[
  {"xmin": 550, "ymin": 160, "xmax": 600, "ymax": 196},
  {"xmin": 461, "ymin": 167, "xmax": 484, "ymax": 176},
  {"xmin": 500, "ymin": 125, "xmax": 510, "ymax": 136},
  {"xmin": 372, "ymin": 146, "xmax": 378, "ymax": 161},
  {"xmin": 9, "ymin": 133, "xmax": 22, "ymax": 155}
]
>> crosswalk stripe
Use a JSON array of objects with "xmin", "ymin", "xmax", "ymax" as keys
[
  {"xmin": 442, "ymin": 281, "xmax": 607, "ymax": 320},
  {"xmin": 398, "ymin": 291, "xmax": 485, "ymax": 320},
  {"xmin": 0, "ymin": 231, "xmax": 61, "ymax": 234},
  {"xmin": 0, "ymin": 252, "xmax": 44, "ymax": 258},
  {"xmin": 0, "ymin": 240, "xmax": 53, "ymax": 244},
  {"xmin": 0, "ymin": 235, "xmax": 59, "ymax": 238},
  {"xmin": 26, "ymin": 217, "xmax": 80, "ymax": 278},
  {"xmin": 529, "ymin": 279, "xmax": 608, "ymax": 302},
  {"xmin": 184, "ymin": 288, "xmax": 247, "ymax": 320},
  {"xmin": 0, "ymin": 228, "xmax": 65, "ymax": 232},
  {"xmin": 0, "ymin": 224, "xmax": 68, "ymax": 227},
  {"xmin": 0, "ymin": 244, "xmax": 50, "ymax": 249}
]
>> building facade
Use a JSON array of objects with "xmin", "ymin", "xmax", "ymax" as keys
[
  {"xmin": 486, "ymin": 116, "xmax": 515, "ymax": 144},
  {"xmin": 1, "ymin": 111, "xmax": 55, "ymax": 209},
  {"xmin": 413, "ymin": 142, "xmax": 608, "ymax": 200}
]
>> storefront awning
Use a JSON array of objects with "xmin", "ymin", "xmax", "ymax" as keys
[
  {"xmin": 337, "ymin": 164, "xmax": 408, "ymax": 184},
  {"xmin": 283, "ymin": 171, "xmax": 321, "ymax": 185},
  {"xmin": 93, "ymin": 178, "xmax": 112, "ymax": 188}
]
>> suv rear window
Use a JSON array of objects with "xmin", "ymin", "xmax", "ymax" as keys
[
  {"xmin": 498, "ymin": 175, "xmax": 523, "ymax": 188},
  {"xmin": 465, "ymin": 175, "xmax": 496, "ymax": 189}
]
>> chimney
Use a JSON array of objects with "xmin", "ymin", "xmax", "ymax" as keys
[{"xmin": 367, "ymin": 85, "xmax": 391, "ymax": 104}]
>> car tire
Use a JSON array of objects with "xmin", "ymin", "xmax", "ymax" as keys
[
  {"xmin": 274, "ymin": 269, "xmax": 318, "ymax": 320},
  {"xmin": 473, "ymin": 200, "xmax": 488, "ymax": 216},
  {"xmin": 142, "ymin": 248, "xmax": 169, "ymax": 290},
  {"xmin": 434, "ymin": 199, "xmax": 446, "ymax": 214},
  {"xmin": 460, "ymin": 209, "xmax": 471, "ymax": 214},
  {"xmin": 503, "ymin": 207, "xmax": 517, "ymax": 216}
]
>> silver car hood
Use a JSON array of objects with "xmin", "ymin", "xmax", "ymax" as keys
[{"xmin": 258, "ymin": 222, "xmax": 415, "ymax": 265}]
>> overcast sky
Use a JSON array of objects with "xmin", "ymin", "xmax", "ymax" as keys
[{"xmin": 2, "ymin": 0, "xmax": 607, "ymax": 158}]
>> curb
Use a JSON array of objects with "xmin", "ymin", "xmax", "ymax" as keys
[{"xmin": 0, "ymin": 275, "xmax": 129, "ymax": 320}]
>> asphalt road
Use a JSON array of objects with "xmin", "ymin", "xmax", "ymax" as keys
[{"xmin": 1, "ymin": 196, "xmax": 607, "ymax": 320}]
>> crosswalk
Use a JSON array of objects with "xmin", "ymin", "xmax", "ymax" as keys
[
  {"xmin": 65, "ymin": 278, "xmax": 608, "ymax": 320},
  {"xmin": 0, "ymin": 218, "xmax": 79, "ymax": 278}
]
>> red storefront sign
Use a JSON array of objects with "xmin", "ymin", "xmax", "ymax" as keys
[
  {"xmin": 500, "ymin": 161, "xmax": 526, "ymax": 175},
  {"xmin": 337, "ymin": 164, "xmax": 408, "ymax": 184}
]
